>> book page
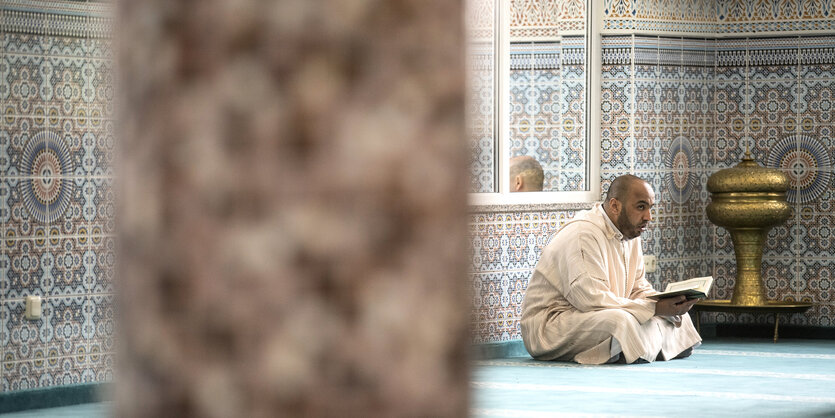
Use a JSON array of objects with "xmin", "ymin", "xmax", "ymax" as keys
[{"xmin": 665, "ymin": 276, "xmax": 713, "ymax": 293}]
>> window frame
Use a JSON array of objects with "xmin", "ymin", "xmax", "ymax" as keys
[{"xmin": 468, "ymin": 0, "xmax": 602, "ymax": 206}]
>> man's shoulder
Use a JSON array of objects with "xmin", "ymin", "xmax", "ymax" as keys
[
  {"xmin": 549, "ymin": 214, "xmax": 608, "ymax": 245},
  {"xmin": 558, "ymin": 218, "xmax": 599, "ymax": 234},
  {"xmin": 560, "ymin": 208, "xmax": 607, "ymax": 235}
]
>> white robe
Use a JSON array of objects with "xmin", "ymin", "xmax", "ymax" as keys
[{"xmin": 521, "ymin": 204, "xmax": 702, "ymax": 364}]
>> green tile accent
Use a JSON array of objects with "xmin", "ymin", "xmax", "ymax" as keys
[
  {"xmin": 0, "ymin": 383, "xmax": 110, "ymax": 414},
  {"xmin": 472, "ymin": 340, "xmax": 531, "ymax": 360}
]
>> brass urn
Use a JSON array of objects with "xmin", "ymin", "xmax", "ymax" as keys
[{"xmin": 706, "ymin": 155, "xmax": 792, "ymax": 306}]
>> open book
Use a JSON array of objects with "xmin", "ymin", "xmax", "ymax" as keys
[{"xmin": 648, "ymin": 276, "xmax": 714, "ymax": 301}]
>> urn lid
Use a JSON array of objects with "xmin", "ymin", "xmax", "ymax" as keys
[{"xmin": 707, "ymin": 156, "xmax": 789, "ymax": 193}]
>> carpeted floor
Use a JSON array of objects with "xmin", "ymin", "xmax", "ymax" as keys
[
  {"xmin": 472, "ymin": 338, "xmax": 835, "ymax": 418},
  {"xmin": 5, "ymin": 339, "xmax": 834, "ymax": 417}
]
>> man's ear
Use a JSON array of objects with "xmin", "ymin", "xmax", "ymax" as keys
[
  {"xmin": 513, "ymin": 175, "xmax": 523, "ymax": 192},
  {"xmin": 607, "ymin": 198, "xmax": 621, "ymax": 214}
]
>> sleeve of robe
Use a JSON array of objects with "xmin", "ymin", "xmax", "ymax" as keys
[
  {"xmin": 628, "ymin": 250, "xmax": 656, "ymax": 300},
  {"xmin": 628, "ymin": 247, "xmax": 682, "ymax": 326},
  {"xmin": 558, "ymin": 229, "xmax": 657, "ymax": 324}
]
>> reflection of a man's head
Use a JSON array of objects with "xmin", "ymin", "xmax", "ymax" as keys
[{"xmin": 509, "ymin": 155, "xmax": 544, "ymax": 192}]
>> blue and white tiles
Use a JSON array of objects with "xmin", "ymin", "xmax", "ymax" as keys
[
  {"xmin": 604, "ymin": 0, "xmax": 835, "ymax": 35},
  {"xmin": 469, "ymin": 210, "xmax": 574, "ymax": 342},
  {"xmin": 1, "ymin": 2, "xmax": 114, "ymax": 392},
  {"xmin": 509, "ymin": 39, "xmax": 587, "ymax": 192},
  {"xmin": 596, "ymin": 33, "xmax": 835, "ymax": 330}
]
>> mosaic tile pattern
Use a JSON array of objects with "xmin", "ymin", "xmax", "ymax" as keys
[
  {"xmin": 466, "ymin": 0, "xmax": 495, "ymax": 41},
  {"xmin": 510, "ymin": 0, "xmax": 586, "ymax": 38},
  {"xmin": 767, "ymin": 134, "xmax": 833, "ymax": 204},
  {"xmin": 1, "ymin": 5, "xmax": 114, "ymax": 392},
  {"xmin": 509, "ymin": 39, "xmax": 587, "ymax": 192},
  {"xmin": 664, "ymin": 136, "xmax": 697, "ymax": 204},
  {"xmin": 466, "ymin": 0, "xmax": 498, "ymax": 194},
  {"xmin": 604, "ymin": 0, "xmax": 717, "ymax": 33},
  {"xmin": 468, "ymin": 41, "xmax": 497, "ymax": 193},
  {"xmin": 603, "ymin": 0, "xmax": 835, "ymax": 34},
  {"xmin": 470, "ymin": 0, "xmax": 590, "ymax": 194},
  {"xmin": 718, "ymin": 0, "xmax": 835, "ymax": 33},
  {"xmin": 2, "ymin": 2, "xmax": 112, "ymax": 39},
  {"xmin": 469, "ymin": 210, "xmax": 571, "ymax": 342}
]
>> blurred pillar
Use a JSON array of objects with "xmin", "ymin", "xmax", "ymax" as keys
[{"xmin": 115, "ymin": 1, "xmax": 469, "ymax": 416}]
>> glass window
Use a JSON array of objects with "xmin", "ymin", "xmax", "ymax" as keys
[{"xmin": 467, "ymin": 0, "xmax": 600, "ymax": 205}]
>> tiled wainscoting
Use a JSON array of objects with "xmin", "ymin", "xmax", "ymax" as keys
[{"xmin": 469, "ymin": 209, "xmax": 577, "ymax": 343}]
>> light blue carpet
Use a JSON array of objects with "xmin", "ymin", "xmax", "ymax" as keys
[
  {"xmin": 5, "ymin": 340, "xmax": 835, "ymax": 418},
  {"xmin": 472, "ymin": 339, "xmax": 835, "ymax": 418}
]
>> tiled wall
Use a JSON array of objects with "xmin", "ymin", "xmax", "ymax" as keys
[
  {"xmin": 509, "ymin": 0, "xmax": 585, "ymax": 37},
  {"xmin": 0, "ymin": 1, "xmax": 114, "ymax": 391},
  {"xmin": 603, "ymin": 0, "xmax": 835, "ymax": 34},
  {"xmin": 716, "ymin": 0, "xmax": 835, "ymax": 33},
  {"xmin": 469, "ymin": 0, "xmax": 588, "ymax": 342},
  {"xmin": 468, "ymin": 0, "xmax": 587, "ymax": 193},
  {"xmin": 467, "ymin": 0, "xmax": 496, "ymax": 193},
  {"xmin": 470, "ymin": 209, "xmax": 578, "ymax": 343},
  {"xmin": 601, "ymin": 36, "xmax": 714, "ymax": 290},
  {"xmin": 712, "ymin": 35, "xmax": 835, "ymax": 325},
  {"xmin": 603, "ymin": 34, "xmax": 835, "ymax": 328},
  {"xmin": 471, "ymin": 0, "xmax": 835, "ymax": 344},
  {"xmin": 604, "ymin": 0, "xmax": 717, "ymax": 34},
  {"xmin": 510, "ymin": 38, "xmax": 587, "ymax": 191}
]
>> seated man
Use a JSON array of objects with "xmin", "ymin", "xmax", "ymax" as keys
[
  {"xmin": 509, "ymin": 155, "xmax": 544, "ymax": 192},
  {"xmin": 521, "ymin": 174, "xmax": 701, "ymax": 364}
]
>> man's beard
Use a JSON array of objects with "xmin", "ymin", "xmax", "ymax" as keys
[{"xmin": 617, "ymin": 209, "xmax": 646, "ymax": 240}]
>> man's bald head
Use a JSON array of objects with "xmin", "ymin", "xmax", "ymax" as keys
[
  {"xmin": 604, "ymin": 174, "xmax": 648, "ymax": 207},
  {"xmin": 510, "ymin": 156, "xmax": 544, "ymax": 192},
  {"xmin": 603, "ymin": 174, "xmax": 655, "ymax": 240}
]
